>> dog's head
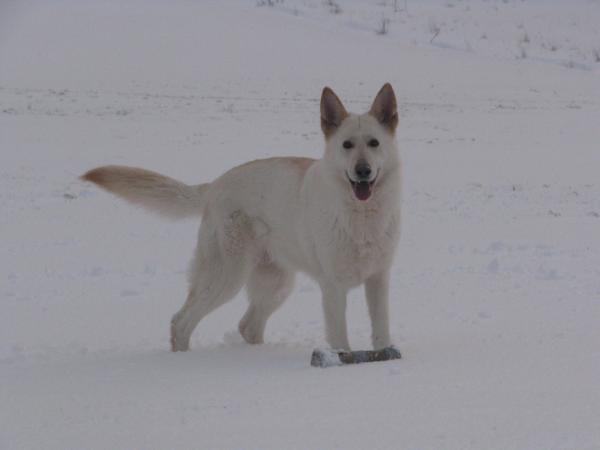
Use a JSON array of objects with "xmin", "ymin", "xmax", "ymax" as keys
[{"xmin": 320, "ymin": 83, "xmax": 399, "ymax": 202}]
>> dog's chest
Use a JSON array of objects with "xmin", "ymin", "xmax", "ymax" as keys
[{"xmin": 329, "ymin": 208, "xmax": 399, "ymax": 286}]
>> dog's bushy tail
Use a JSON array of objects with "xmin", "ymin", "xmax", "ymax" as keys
[{"xmin": 81, "ymin": 165, "xmax": 208, "ymax": 219}]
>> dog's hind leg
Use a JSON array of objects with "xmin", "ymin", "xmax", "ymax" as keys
[
  {"xmin": 238, "ymin": 263, "xmax": 295, "ymax": 344},
  {"xmin": 170, "ymin": 212, "xmax": 253, "ymax": 352}
]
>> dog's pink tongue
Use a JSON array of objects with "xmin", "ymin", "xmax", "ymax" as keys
[{"xmin": 353, "ymin": 182, "xmax": 372, "ymax": 201}]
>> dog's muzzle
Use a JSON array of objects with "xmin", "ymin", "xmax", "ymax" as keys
[{"xmin": 347, "ymin": 161, "xmax": 377, "ymax": 201}]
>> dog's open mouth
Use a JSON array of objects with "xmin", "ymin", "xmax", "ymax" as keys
[{"xmin": 347, "ymin": 173, "xmax": 377, "ymax": 201}]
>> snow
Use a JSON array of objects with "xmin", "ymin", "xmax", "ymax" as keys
[
  {"xmin": 311, "ymin": 348, "xmax": 344, "ymax": 367},
  {"xmin": 1, "ymin": 0, "xmax": 599, "ymax": 448}
]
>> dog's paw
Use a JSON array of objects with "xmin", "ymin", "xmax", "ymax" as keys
[
  {"xmin": 238, "ymin": 318, "xmax": 264, "ymax": 345},
  {"xmin": 170, "ymin": 320, "xmax": 190, "ymax": 352}
]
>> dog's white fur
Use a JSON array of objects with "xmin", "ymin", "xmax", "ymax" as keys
[{"xmin": 82, "ymin": 84, "xmax": 401, "ymax": 352}]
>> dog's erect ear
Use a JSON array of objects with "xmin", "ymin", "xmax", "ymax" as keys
[
  {"xmin": 320, "ymin": 87, "xmax": 348, "ymax": 138},
  {"xmin": 369, "ymin": 83, "xmax": 398, "ymax": 133}
]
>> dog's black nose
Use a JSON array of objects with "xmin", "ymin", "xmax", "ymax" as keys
[{"xmin": 355, "ymin": 161, "xmax": 372, "ymax": 180}]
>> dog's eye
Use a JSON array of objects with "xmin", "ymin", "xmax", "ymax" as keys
[
  {"xmin": 368, "ymin": 138, "xmax": 379, "ymax": 148},
  {"xmin": 342, "ymin": 140, "xmax": 354, "ymax": 150}
]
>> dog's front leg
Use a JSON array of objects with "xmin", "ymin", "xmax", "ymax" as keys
[
  {"xmin": 365, "ymin": 271, "xmax": 392, "ymax": 350},
  {"xmin": 319, "ymin": 282, "xmax": 350, "ymax": 351}
]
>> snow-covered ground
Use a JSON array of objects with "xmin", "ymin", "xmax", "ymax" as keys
[{"xmin": 1, "ymin": 0, "xmax": 599, "ymax": 448}]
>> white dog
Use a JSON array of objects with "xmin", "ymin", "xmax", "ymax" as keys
[{"xmin": 82, "ymin": 83, "xmax": 401, "ymax": 352}]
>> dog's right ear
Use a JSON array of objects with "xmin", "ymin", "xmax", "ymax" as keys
[{"xmin": 320, "ymin": 87, "xmax": 348, "ymax": 138}]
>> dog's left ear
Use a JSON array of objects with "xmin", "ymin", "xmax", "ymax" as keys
[{"xmin": 369, "ymin": 83, "xmax": 398, "ymax": 133}]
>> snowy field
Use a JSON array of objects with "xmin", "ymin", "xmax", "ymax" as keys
[{"xmin": 1, "ymin": 0, "xmax": 600, "ymax": 448}]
